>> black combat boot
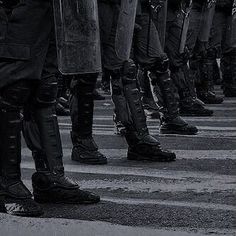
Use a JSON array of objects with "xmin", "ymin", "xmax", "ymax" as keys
[
  {"xmin": 160, "ymin": 116, "xmax": 198, "ymax": 135},
  {"xmin": 149, "ymin": 62, "xmax": 198, "ymax": 135},
  {"xmin": 0, "ymin": 109, "xmax": 43, "ymax": 217},
  {"xmin": 70, "ymin": 75, "xmax": 107, "ymax": 164},
  {"xmin": 110, "ymin": 60, "xmax": 176, "ymax": 162},
  {"xmin": 32, "ymin": 171, "xmax": 100, "ymax": 204},
  {"xmin": 22, "ymin": 105, "xmax": 101, "ymax": 204},
  {"xmin": 180, "ymin": 99, "xmax": 214, "ymax": 116},
  {"xmin": 196, "ymin": 58, "xmax": 223, "ymax": 104},
  {"xmin": 171, "ymin": 65, "xmax": 213, "ymax": 117},
  {"xmin": 126, "ymin": 131, "xmax": 176, "ymax": 162},
  {"xmin": 178, "ymin": 88, "xmax": 213, "ymax": 116},
  {"xmin": 197, "ymin": 90, "xmax": 224, "ymax": 104},
  {"xmin": 71, "ymin": 132, "xmax": 107, "ymax": 164}
]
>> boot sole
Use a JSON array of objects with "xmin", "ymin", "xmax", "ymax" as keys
[
  {"xmin": 34, "ymin": 196, "xmax": 100, "ymax": 205},
  {"xmin": 8, "ymin": 210, "xmax": 43, "ymax": 217},
  {"xmin": 180, "ymin": 112, "xmax": 213, "ymax": 117},
  {"xmin": 160, "ymin": 129, "xmax": 198, "ymax": 135},
  {"xmin": 180, "ymin": 114, "xmax": 213, "ymax": 117},
  {"xmin": 71, "ymin": 156, "xmax": 107, "ymax": 165},
  {"xmin": 0, "ymin": 208, "xmax": 44, "ymax": 217},
  {"xmin": 127, "ymin": 152, "xmax": 176, "ymax": 162},
  {"xmin": 203, "ymin": 102, "xmax": 223, "ymax": 105}
]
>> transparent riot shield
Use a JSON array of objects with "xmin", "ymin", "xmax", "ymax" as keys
[
  {"xmin": 179, "ymin": 0, "xmax": 193, "ymax": 54},
  {"xmin": 115, "ymin": 0, "xmax": 138, "ymax": 61},
  {"xmin": 53, "ymin": 0, "xmax": 102, "ymax": 75},
  {"xmin": 198, "ymin": 0, "xmax": 216, "ymax": 42},
  {"xmin": 155, "ymin": 0, "xmax": 168, "ymax": 49}
]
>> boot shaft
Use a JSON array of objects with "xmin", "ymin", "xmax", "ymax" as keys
[
  {"xmin": 0, "ymin": 109, "xmax": 22, "ymax": 182},
  {"xmin": 33, "ymin": 106, "xmax": 64, "ymax": 175},
  {"xmin": 150, "ymin": 70, "xmax": 179, "ymax": 120},
  {"xmin": 70, "ymin": 74, "xmax": 98, "ymax": 138}
]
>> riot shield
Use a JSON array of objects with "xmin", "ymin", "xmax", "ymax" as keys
[
  {"xmin": 198, "ymin": 0, "xmax": 216, "ymax": 42},
  {"xmin": 53, "ymin": 0, "xmax": 102, "ymax": 75},
  {"xmin": 153, "ymin": 0, "xmax": 168, "ymax": 49},
  {"xmin": 179, "ymin": 0, "xmax": 193, "ymax": 54},
  {"xmin": 115, "ymin": 0, "xmax": 138, "ymax": 61},
  {"xmin": 231, "ymin": 0, "xmax": 236, "ymax": 48}
]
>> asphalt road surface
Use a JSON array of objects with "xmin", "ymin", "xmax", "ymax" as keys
[{"xmin": 0, "ymin": 87, "xmax": 235, "ymax": 236}]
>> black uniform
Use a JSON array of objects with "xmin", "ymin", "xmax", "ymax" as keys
[
  {"xmin": 189, "ymin": 0, "xmax": 224, "ymax": 104},
  {"xmin": 165, "ymin": 0, "xmax": 214, "ymax": 116},
  {"xmin": 0, "ymin": 0, "xmax": 99, "ymax": 217},
  {"xmin": 69, "ymin": 0, "xmax": 176, "ymax": 163},
  {"xmin": 132, "ymin": 0, "xmax": 198, "ymax": 135}
]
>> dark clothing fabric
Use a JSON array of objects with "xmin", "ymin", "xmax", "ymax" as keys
[
  {"xmin": 0, "ymin": 0, "xmax": 65, "ymax": 176},
  {"xmin": 208, "ymin": 6, "xmax": 231, "ymax": 55},
  {"xmin": 98, "ymin": 2, "xmax": 124, "ymax": 70},
  {"xmin": 165, "ymin": 7, "xmax": 187, "ymax": 68},
  {"xmin": 216, "ymin": 0, "xmax": 232, "ymax": 12},
  {"xmin": 168, "ymin": 0, "xmax": 182, "ymax": 10},
  {"xmin": 186, "ymin": 3, "xmax": 203, "ymax": 55},
  {"xmin": 134, "ymin": 13, "xmax": 166, "ymax": 67},
  {"xmin": 0, "ymin": 0, "xmax": 54, "ymax": 89}
]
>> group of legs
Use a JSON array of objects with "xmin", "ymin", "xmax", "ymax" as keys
[
  {"xmin": 0, "ymin": 1, "xmax": 100, "ymax": 217},
  {"xmin": 1, "ymin": 0, "xmax": 234, "ymax": 217},
  {"xmin": 69, "ymin": 1, "xmax": 201, "ymax": 165},
  {"xmin": 101, "ymin": 0, "xmax": 236, "ymax": 128}
]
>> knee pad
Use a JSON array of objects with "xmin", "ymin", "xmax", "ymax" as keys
[
  {"xmin": 35, "ymin": 76, "xmax": 58, "ymax": 106},
  {"xmin": 206, "ymin": 48, "xmax": 217, "ymax": 60},
  {"xmin": 109, "ymin": 61, "xmax": 137, "ymax": 95},
  {"xmin": 0, "ymin": 80, "xmax": 31, "ymax": 110},
  {"xmin": 121, "ymin": 60, "xmax": 137, "ymax": 85}
]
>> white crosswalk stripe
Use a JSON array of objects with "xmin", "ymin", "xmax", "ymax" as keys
[{"xmin": 19, "ymin": 93, "xmax": 236, "ymax": 235}]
